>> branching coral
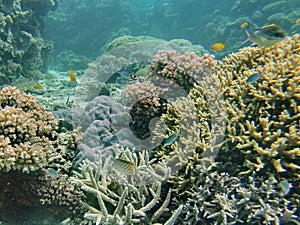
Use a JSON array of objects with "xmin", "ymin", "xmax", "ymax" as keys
[
  {"xmin": 215, "ymin": 34, "xmax": 300, "ymax": 181},
  {"xmin": 181, "ymin": 161, "xmax": 299, "ymax": 225},
  {"xmin": 148, "ymin": 50, "xmax": 216, "ymax": 92},
  {"xmin": 0, "ymin": 86, "xmax": 58, "ymax": 172},
  {"xmin": 72, "ymin": 146, "xmax": 183, "ymax": 225}
]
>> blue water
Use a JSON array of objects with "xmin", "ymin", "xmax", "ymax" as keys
[{"xmin": 44, "ymin": 0, "xmax": 300, "ymax": 62}]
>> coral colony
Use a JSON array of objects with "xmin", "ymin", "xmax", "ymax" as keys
[
  {"xmin": 0, "ymin": 34, "xmax": 299, "ymax": 224},
  {"xmin": 0, "ymin": 0, "xmax": 299, "ymax": 224}
]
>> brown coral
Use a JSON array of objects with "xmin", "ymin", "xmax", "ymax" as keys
[
  {"xmin": 0, "ymin": 86, "xmax": 58, "ymax": 172},
  {"xmin": 215, "ymin": 34, "xmax": 300, "ymax": 180},
  {"xmin": 0, "ymin": 170, "xmax": 85, "ymax": 224}
]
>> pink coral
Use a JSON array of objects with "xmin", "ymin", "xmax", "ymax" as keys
[
  {"xmin": 148, "ymin": 50, "xmax": 216, "ymax": 91},
  {"xmin": 0, "ymin": 86, "xmax": 58, "ymax": 172}
]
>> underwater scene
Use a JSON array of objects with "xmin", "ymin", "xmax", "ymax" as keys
[{"xmin": 0, "ymin": 0, "xmax": 300, "ymax": 224}]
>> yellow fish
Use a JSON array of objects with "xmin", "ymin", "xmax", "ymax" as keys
[
  {"xmin": 33, "ymin": 83, "xmax": 43, "ymax": 89},
  {"xmin": 210, "ymin": 42, "xmax": 225, "ymax": 52},
  {"xmin": 296, "ymin": 18, "xmax": 300, "ymax": 25},
  {"xmin": 241, "ymin": 22, "xmax": 249, "ymax": 29},
  {"xmin": 69, "ymin": 69, "xmax": 77, "ymax": 82},
  {"xmin": 244, "ymin": 24, "xmax": 286, "ymax": 47}
]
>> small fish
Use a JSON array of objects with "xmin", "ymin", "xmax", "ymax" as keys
[
  {"xmin": 33, "ymin": 83, "xmax": 43, "ymax": 89},
  {"xmin": 135, "ymin": 68, "xmax": 149, "ymax": 77},
  {"xmin": 296, "ymin": 18, "xmax": 300, "ymax": 25},
  {"xmin": 279, "ymin": 180, "xmax": 292, "ymax": 196},
  {"xmin": 130, "ymin": 72, "xmax": 137, "ymax": 80},
  {"xmin": 47, "ymin": 168, "xmax": 59, "ymax": 178},
  {"xmin": 119, "ymin": 70, "xmax": 131, "ymax": 78},
  {"xmin": 210, "ymin": 42, "xmax": 225, "ymax": 52},
  {"xmin": 109, "ymin": 135, "xmax": 119, "ymax": 144},
  {"xmin": 69, "ymin": 69, "xmax": 77, "ymax": 82},
  {"xmin": 113, "ymin": 158, "xmax": 135, "ymax": 175},
  {"xmin": 246, "ymin": 73, "xmax": 261, "ymax": 84},
  {"xmin": 164, "ymin": 133, "xmax": 179, "ymax": 146},
  {"xmin": 244, "ymin": 24, "xmax": 286, "ymax": 47},
  {"xmin": 241, "ymin": 22, "xmax": 249, "ymax": 29}
]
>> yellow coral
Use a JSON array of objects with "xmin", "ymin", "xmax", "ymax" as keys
[{"xmin": 215, "ymin": 34, "xmax": 300, "ymax": 179}]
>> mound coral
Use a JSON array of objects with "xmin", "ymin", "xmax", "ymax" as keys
[{"xmin": 0, "ymin": 86, "xmax": 58, "ymax": 172}]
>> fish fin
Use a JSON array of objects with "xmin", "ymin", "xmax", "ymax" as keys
[{"xmin": 240, "ymin": 29, "xmax": 251, "ymax": 46}]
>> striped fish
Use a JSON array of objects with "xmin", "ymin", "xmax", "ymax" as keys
[{"xmin": 113, "ymin": 158, "xmax": 135, "ymax": 175}]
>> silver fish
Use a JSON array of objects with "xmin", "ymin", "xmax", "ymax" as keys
[
  {"xmin": 244, "ymin": 24, "xmax": 286, "ymax": 47},
  {"xmin": 246, "ymin": 74, "xmax": 262, "ymax": 84},
  {"xmin": 47, "ymin": 168, "xmax": 59, "ymax": 178},
  {"xmin": 279, "ymin": 180, "xmax": 292, "ymax": 196}
]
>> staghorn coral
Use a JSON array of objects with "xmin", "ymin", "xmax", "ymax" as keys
[
  {"xmin": 214, "ymin": 35, "xmax": 300, "ymax": 181},
  {"xmin": 181, "ymin": 160, "xmax": 299, "ymax": 225},
  {"xmin": 144, "ymin": 39, "xmax": 299, "ymax": 224},
  {"xmin": 0, "ymin": 86, "xmax": 58, "ymax": 172},
  {"xmin": 149, "ymin": 49, "xmax": 226, "ymax": 183},
  {"xmin": 71, "ymin": 146, "xmax": 183, "ymax": 225}
]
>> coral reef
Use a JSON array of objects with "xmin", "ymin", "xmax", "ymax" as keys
[
  {"xmin": 72, "ymin": 146, "xmax": 183, "ymax": 225},
  {"xmin": 215, "ymin": 34, "xmax": 300, "ymax": 180},
  {"xmin": 0, "ymin": 86, "xmax": 86, "ymax": 224},
  {"xmin": 169, "ymin": 35, "xmax": 299, "ymax": 224},
  {"xmin": 148, "ymin": 50, "xmax": 216, "ymax": 92},
  {"xmin": 181, "ymin": 161, "xmax": 299, "ymax": 225},
  {"xmin": 0, "ymin": 170, "xmax": 86, "ymax": 225},
  {"xmin": 75, "ymin": 36, "xmax": 169, "ymax": 104},
  {"xmin": 0, "ymin": 0, "xmax": 58, "ymax": 85},
  {"xmin": 139, "ymin": 36, "xmax": 299, "ymax": 224},
  {"xmin": 0, "ymin": 86, "xmax": 58, "ymax": 172},
  {"xmin": 74, "ymin": 36, "xmax": 207, "ymax": 105}
]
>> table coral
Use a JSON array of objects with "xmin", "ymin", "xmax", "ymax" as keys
[
  {"xmin": 0, "ymin": 86, "xmax": 58, "ymax": 172},
  {"xmin": 215, "ymin": 34, "xmax": 300, "ymax": 181}
]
